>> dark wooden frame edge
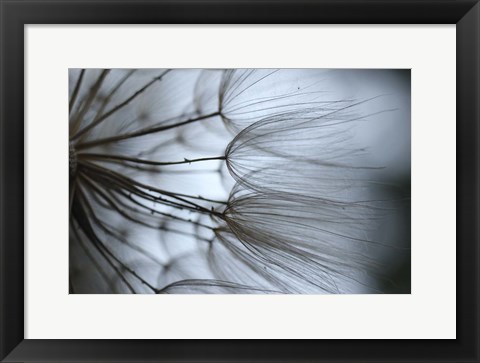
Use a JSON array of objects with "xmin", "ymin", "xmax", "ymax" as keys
[{"xmin": 1, "ymin": 1, "xmax": 478, "ymax": 362}]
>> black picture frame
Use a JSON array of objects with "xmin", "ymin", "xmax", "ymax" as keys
[{"xmin": 1, "ymin": 1, "xmax": 478, "ymax": 362}]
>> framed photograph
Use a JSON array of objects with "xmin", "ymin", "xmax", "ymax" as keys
[{"xmin": 1, "ymin": 0, "xmax": 478, "ymax": 362}]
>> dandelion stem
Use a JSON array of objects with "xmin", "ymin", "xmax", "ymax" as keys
[
  {"xmin": 74, "ymin": 186, "xmax": 137, "ymax": 293},
  {"xmin": 76, "ymin": 184, "xmax": 160, "ymax": 293},
  {"xmin": 79, "ymin": 173, "xmax": 163, "ymax": 230},
  {"xmin": 74, "ymin": 70, "xmax": 137, "ymax": 142},
  {"xmin": 71, "ymin": 218, "xmax": 118, "ymax": 293},
  {"xmin": 76, "ymin": 111, "xmax": 220, "ymax": 150},
  {"xmin": 78, "ymin": 187, "xmax": 166, "ymax": 266},
  {"xmin": 71, "ymin": 70, "xmax": 170, "ymax": 141},
  {"xmin": 69, "ymin": 69, "xmax": 85, "ymax": 115},
  {"xmin": 119, "ymin": 190, "xmax": 216, "ymax": 230},
  {"xmin": 86, "ymin": 178, "xmax": 216, "ymax": 231},
  {"xmin": 78, "ymin": 160, "xmax": 226, "ymax": 215},
  {"xmin": 80, "ymin": 153, "xmax": 226, "ymax": 166},
  {"xmin": 70, "ymin": 69, "xmax": 110, "ymax": 134}
]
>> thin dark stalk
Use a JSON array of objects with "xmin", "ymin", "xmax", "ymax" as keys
[
  {"xmin": 80, "ymin": 164, "xmax": 198, "ymax": 213},
  {"xmin": 71, "ymin": 219, "xmax": 117, "ymax": 293},
  {"xmin": 76, "ymin": 184, "xmax": 158, "ymax": 293},
  {"xmin": 74, "ymin": 186, "xmax": 137, "ymax": 293},
  {"xmin": 78, "ymin": 182, "xmax": 166, "ymax": 266},
  {"xmin": 70, "ymin": 69, "xmax": 110, "ymax": 132},
  {"xmin": 74, "ymin": 70, "xmax": 137, "ymax": 143},
  {"xmin": 69, "ymin": 69, "xmax": 85, "ymax": 115},
  {"xmin": 76, "ymin": 111, "xmax": 220, "ymax": 150},
  {"xmin": 117, "ymin": 189, "xmax": 215, "ymax": 230},
  {"xmin": 80, "ymin": 153, "xmax": 226, "ymax": 166},
  {"xmin": 72, "ymin": 70, "xmax": 169, "ymax": 141},
  {"xmin": 78, "ymin": 160, "xmax": 227, "ymax": 213},
  {"xmin": 79, "ymin": 174, "xmax": 164, "ymax": 230}
]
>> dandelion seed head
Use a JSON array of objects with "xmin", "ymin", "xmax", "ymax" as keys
[{"xmin": 68, "ymin": 68, "xmax": 410, "ymax": 294}]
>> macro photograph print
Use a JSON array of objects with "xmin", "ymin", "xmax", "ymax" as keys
[{"xmin": 68, "ymin": 68, "xmax": 411, "ymax": 294}]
